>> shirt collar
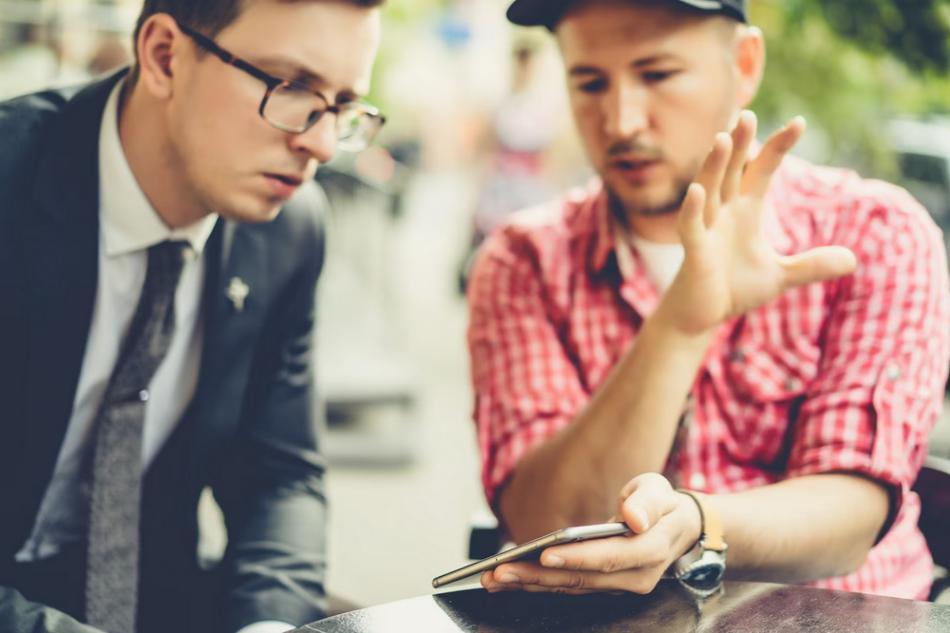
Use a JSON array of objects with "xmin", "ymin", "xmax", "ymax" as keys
[
  {"xmin": 98, "ymin": 80, "xmax": 218, "ymax": 258},
  {"xmin": 614, "ymin": 223, "xmax": 636, "ymax": 280},
  {"xmin": 587, "ymin": 180, "xmax": 618, "ymax": 275}
]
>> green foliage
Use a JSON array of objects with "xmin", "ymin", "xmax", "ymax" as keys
[
  {"xmin": 381, "ymin": 0, "xmax": 448, "ymax": 23},
  {"xmin": 751, "ymin": 0, "xmax": 950, "ymax": 176},
  {"xmin": 820, "ymin": 0, "xmax": 949, "ymax": 73}
]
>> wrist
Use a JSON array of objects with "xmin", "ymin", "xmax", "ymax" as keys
[
  {"xmin": 675, "ymin": 490, "xmax": 705, "ymax": 557},
  {"xmin": 643, "ymin": 304, "xmax": 716, "ymax": 349},
  {"xmin": 672, "ymin": 490, "xmax": 728, "ymax": 597}
]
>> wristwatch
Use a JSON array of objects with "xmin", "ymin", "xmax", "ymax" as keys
[{"xmin": 672, "ymin": 489, "xmax": 728, "ymax": 597}]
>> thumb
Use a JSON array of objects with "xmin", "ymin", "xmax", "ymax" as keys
[
  {"xmin": 781, "ymin": 246, "xmax": 857, "ymax": 289},
  {"xmin": 618, "ymin": 473, "xmax": 678, "ymax": 535}
]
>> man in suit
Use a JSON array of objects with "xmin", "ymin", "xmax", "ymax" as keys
[{"xmin": 0, "ymin": 1, "xmax": 386, "ymax": 632}]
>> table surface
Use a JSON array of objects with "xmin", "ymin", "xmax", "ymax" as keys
[{"xmin": 294, "ymin": 580, "xmax": 950, "ymax": 632}]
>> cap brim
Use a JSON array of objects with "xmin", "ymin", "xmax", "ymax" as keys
[
  {"xmin": 506, "ymin": 0, "xmax": 573, "ymax": 28},
  {"xmin": 678, "ymin": 0, "xmax": 746, "ymax": 21},
  {"xmin": 506, "ymin": 0, "xmax": 745, "ymax": 28}
]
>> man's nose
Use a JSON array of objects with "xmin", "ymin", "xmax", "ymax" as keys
[
  {"xmin": 288, "ymin": 113, "xmax": 337, "ymax": 164},
  {"xmin": 603, "ymin": 81, "xmax": 649, "ymax": 141}
]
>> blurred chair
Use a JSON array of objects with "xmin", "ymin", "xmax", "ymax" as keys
[
  {"xmin": 913, "ymin": 455, "xmax": 950, "ymax": 601},
  {"xmin": 314, "ymin": 163, "xmax": 419, "ymax": 467},
  {"xmin": 468, "ymin": 512, "xmax": 502, "ymax": 560}
]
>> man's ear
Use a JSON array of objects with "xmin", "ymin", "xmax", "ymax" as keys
[
  {"xmin": 734, "ymin": 25, "xmax": 765, "ymax": 108},
  {"xmin": 135, "ymin": 13, "xmax": 184, "ymax": 100}
]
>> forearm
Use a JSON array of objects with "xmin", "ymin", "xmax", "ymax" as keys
[
  {"xmin": 225, "ymin": 481, "xmax": 327, "ymax": 629},
  {"xmin": 222, "ymin": 367, "xmax": 327, "ymax": 626},
  {"xmin": 500, "ymin": 311, "xmax": 712, "ymax": 541},
  {"xmin": 479, "ymin": 472, "xmax": 892, "ymax": 598},
  {"xmin": 714, "ymin": 474, "xmax": 889, "ymax": 583}
]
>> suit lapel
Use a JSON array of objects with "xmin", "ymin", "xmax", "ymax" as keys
[
  {"xmin": 186, "ymin": 221, "xmax": 271, "ymax": 468},
  {"xmin": 21, "ymin": 72, "xmax": 126, "ymax": 522}
]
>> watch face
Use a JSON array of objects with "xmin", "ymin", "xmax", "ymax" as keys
[{"xmin": 682, "ymin": 563, "xmax": 725, "ymax": 593}]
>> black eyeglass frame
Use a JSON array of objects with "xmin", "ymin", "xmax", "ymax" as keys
[{"xmin": 177, "ymin": 22, "xmax": 386, "ymax": 143}]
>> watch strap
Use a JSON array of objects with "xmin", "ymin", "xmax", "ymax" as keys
[{"xmin": 678, "ymin": 489, "xmax": 727, "ymax": 553}]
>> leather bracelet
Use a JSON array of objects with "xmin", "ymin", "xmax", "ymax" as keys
[{"xmin": 676, "ymin": 488, "xmax": 727, "ymax": 553}]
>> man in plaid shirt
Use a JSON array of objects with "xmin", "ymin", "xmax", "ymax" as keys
[{"xmin": 468, "ymin": 0, "xmax": 950, "ymax": 600}]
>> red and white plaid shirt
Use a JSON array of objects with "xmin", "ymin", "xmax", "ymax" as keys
[{"xmin": 467, "ymin": 156, "xmax": 950, "ymax": 600}]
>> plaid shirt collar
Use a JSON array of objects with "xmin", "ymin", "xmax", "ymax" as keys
[{"xmin": 588, "ymin": 180, "xmax": 618, "ymax": 276}]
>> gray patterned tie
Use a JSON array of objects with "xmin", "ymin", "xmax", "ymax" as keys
[{"xmin": 85, "ymin": 240, "xmax": 189, "ymax": 633}]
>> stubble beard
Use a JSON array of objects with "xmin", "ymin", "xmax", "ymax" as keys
[
  {"xmin": 600, "ymin": 139, "xmax": 700, "ymax": 222},
  {"xmin": 605, "ymin": 175, "xmax": 693, "ymax": 224}
]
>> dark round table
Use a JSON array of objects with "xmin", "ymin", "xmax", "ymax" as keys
[{"xmin": 292, "ymin": 580, "xmax": 950, "ymax": 632}]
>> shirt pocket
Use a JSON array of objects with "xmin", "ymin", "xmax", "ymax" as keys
[
  {"xmin": 723, "ymin": 328, "xmax": 820, "ymax": 402},
  {"xmin": 716, "ymin": 325, "xmax": 821, "ymax": 463}
]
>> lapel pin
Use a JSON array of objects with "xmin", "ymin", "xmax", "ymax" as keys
[{"xmin": 226, "ymin": 277, "xmax": 250, "ymax": 312}]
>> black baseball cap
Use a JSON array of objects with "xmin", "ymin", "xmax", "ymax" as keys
[{"xmin": 507, "ymin": 0, "xmax": 747, "ymax": 30}]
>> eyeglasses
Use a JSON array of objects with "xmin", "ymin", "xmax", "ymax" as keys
[{"xmin": 178, "ymin": 22, "xmax": 385, "ymax": 152}]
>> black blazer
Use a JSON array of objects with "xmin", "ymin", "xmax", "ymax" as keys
[{"xmin": 0, "ymin": 71, "xmax": 328, "ymax": 632}]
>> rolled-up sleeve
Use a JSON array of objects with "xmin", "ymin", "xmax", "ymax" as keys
[{"xmin": 787, "ymin": 184, "xmax": 950, "ymax": 527}]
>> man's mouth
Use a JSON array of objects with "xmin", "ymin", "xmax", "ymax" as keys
[
  {"xmin": 262, "ymin": 172, "xmax": 305, "ymax": 199},
  {"xmin": 265, "ymin": 173, "xmax": 304, "ymax": 186},
  {"xmin": 609, "ymin": 157, "xmax": 660, "ymax": 170},
  {"xmin": 608, "ymin": 157, "xmax": 664, "ymax": 184}
]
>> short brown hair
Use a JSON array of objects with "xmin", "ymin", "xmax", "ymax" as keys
[{"xmin": 130, "ymin": 0, "xmax": 384, "ymax": 81}]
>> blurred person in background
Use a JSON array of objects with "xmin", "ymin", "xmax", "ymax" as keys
[
  {"xmin": 0, "ymin": 22, "xmax": 60, "ymax": 99},
  {"xmin": 457, "ymin": 42, "xmax": 558, "ymax": 291},
  {"xmin": 87, "ymin": 35, "xmax": 132, "ymax": 78},
  {"xmin": 0, "ymin": 1, "xmax": 385, "ymax": 632},
  {"xmin": 468, "ymin": 0, "xmax": 949, "ymax": 601}
]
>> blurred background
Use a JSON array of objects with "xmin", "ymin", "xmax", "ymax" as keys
[{"xmin": 1, "ymin": 0, "xmax": 949, "ymax": 609}]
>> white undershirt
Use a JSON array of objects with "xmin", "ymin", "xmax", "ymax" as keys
[
  {"xmin": 615, "ymin": 224, "xmax": 685, "ymax": 293},
  {"xmin": 16, "ymin": 80, "xmax": 218, "ymax": 563}
]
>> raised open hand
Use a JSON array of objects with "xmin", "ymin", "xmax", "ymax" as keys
[{"xmin": 658, "ymin": 112, "xmax": 857, "ymax": 335}]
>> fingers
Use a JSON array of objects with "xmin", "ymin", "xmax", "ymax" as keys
[
  {"xmin": 742, "ymin": 116, "xmax": 806, "ymax": 199},
  {"xmin": 482, "ymin": 561, "xmax": 663, "ymax": 595},
  {"xmin": 538, "ymin": 527, "xmax": 670, "ymax": 573},
  {"xmin": 722, "ymin": 111, "xmax": 757, "ymax": 201},
  {"xmin": 479, "ymin": 475, "xmax": 683, "ymax": 596},
  {"xmin": 676, "ymin": 182, "xmax": 707, "ymax": 249},
  {"xmin": 780, "ymin": 246, "xmax": 857, "ymax": 289},
  {"xmin": 618, "ymin": 473, "xmax": 678, "ymax": 534},
  {"xmin": 694, "ymin": 133, "xmax": 732, "ymax": 227}
]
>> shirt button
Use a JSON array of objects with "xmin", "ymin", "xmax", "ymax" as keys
[
  {"xmin": 182, "ymin": 246, "xmax": 196, "ymax": 263},
  {"xmin": 885, "ymin": 364, "xmax": 901, "ymax": 381},
  {"xmin": 689, "ymin": 473, "xmax": 707, "ymax": 490},
  {"xmin": 138, "ymin": 389, "xmax": 150, "ymax": 402},
  {"xmin": 783, "ymin": 377, "xmax": 800, "ymax": 392},
  {"xmin": 728, "ymin": 349, "xmax": 746, "ymax": 363}
]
